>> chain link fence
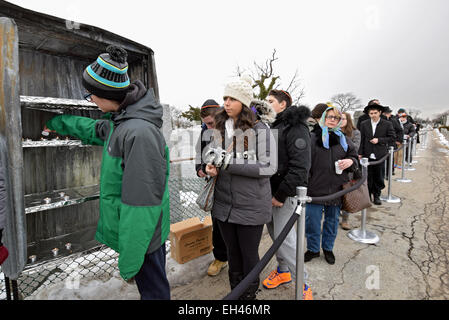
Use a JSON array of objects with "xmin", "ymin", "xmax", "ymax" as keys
[{"xmin": 0, "ymin": 161, "xmax": 207, "ymax": 300}]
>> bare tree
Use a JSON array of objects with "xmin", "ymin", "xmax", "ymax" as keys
[
  {"xmin": 236, "ymin": 49, "xmax": 305, "ymax": 103},
  {"xmin": 171, "ymin": 106, "xmax": 195, "ymax": 128},
  {"xmin": 330, "ymin": 92, "xmax": 362, "ymax": 112},
  {"xmin": 407, "ymin": 108, "xmax": 422, "ymax": 121}
]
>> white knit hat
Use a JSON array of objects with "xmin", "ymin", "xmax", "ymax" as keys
[{"xmin": 223, "ymin": 75, "xmax": 254, "ymax": 108}]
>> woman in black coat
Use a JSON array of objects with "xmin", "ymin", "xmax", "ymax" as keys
[{"xmin": 304, "ymin": 105, "xmax": 358, "ymax": 265}]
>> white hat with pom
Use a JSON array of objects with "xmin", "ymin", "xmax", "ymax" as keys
[{"xmin": 223, "ymin": 75, "xmax": 254, "ymax": 108}]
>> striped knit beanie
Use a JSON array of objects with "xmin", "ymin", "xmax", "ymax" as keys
[{"xmin": 82, "ymin": 45, "xmax": 130, "ymax": 102}]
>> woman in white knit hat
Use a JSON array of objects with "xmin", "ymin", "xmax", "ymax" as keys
[{"xmin": 205, "ymin": 76, "xmax": 276, "ymax": 300}]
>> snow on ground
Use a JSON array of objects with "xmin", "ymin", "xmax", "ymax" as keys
[
  {"xmin": 26, "ymin": 251, "xmax": 214, "ymax": 300},
  {"xmin": 435, "ymin": 128, "xmax": 449, "ymax": 148},
  {"xmin": 25, "ymin": 236, "xmax": 214, "ymax": 300}
]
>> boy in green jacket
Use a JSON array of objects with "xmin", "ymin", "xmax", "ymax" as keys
[{"xmin": 44, "ymin": 46, "xmax": 170, "ymax": 300}]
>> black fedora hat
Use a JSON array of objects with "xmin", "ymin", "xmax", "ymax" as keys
[
  {"xmin": 363, "ymin": 104, "xmax": 386, "ymax": 114},
  {"xmin": 383, "ymin": 106, "xmax": 393, "ymax": 113}
]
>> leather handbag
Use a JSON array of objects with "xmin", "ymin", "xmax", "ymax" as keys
[{"xmin": 341, "ymin": 179, "xmax": 372, "ymax": 213}]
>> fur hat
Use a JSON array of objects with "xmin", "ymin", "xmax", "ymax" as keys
[
  {"xmin": 82, "ymin": 45, "xmax": 130, "ymax": 102},
  {"xmin": 223, "ymin": 75, "xmax": 254, "ymax": 108}
]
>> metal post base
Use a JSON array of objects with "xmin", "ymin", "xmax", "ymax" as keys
[
  {"xmin": 347, "ymin": 229, "xmax": 380, "ymax": 244},
  {"xmin": 395, "ymin": 178, "xmax": 412, "ymax": 183},
  {"xmin": 379, "ymin": 194, "xmax": 401, "ymax": 203}
]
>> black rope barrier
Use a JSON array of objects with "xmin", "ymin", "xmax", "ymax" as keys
[
  {"xmin": 223, "ymin": 164, "xmax": 369, "ymax": 300},
  {"xmin": 223, "ymin": 205, "xmax": 299, "ymax": 300},
  {"xmin": 365, "ymin": 152, "xmax": 390, "ymax": 166}
]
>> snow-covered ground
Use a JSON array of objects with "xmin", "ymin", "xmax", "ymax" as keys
[
  {"xmin": 24, "ymin": 245, "xmax": 214, "ymax": 300},
  {"xmin": 435, "ymin": 128, "xmax": 449, "ymax": 148}
]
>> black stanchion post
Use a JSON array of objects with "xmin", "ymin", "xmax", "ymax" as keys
[
  {"xmin": 405, "ymin": 137, "xmax": 416, "ymax": 171},
  {"xmin": 380, "ymin": 147, "xmax": 401, "ymax": 203},
  {"xmin": 295, "ymin": 186, "xmax": 308, "ymax": 300},
  {"xmin": 412, "ymin": 135, "xmax": 419, "ymax": 161},
  {"xmin": 12, "ymin": 279, "xmax": 19, "ymax": 300},
  {"xmin": 4, "ymin": 276, "xmax": 11, "ymax": 300},
  {"xmin": 347, "ymin": 158, "xmax": 380, "ymax": 244},
  {"xmin": 396, "ymin": 138, "xmax": 412, "ymax": 183}
]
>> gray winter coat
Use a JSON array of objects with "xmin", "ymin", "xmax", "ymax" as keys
[
  {"xmin": 211, "ymin": 121, "xmax": 277, "ymax": 225},
  {"xmin": 0, "ymin": 140, "xmax": 7, "ymax": 231}
]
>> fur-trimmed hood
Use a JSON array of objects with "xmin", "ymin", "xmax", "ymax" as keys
[
  {"xmin": 273, "ymin": 105, "xmax": 311, "ymax": 128},
  {"xmin": 250, "ymin": 99, "xmax": 277, "ymax": 124}
]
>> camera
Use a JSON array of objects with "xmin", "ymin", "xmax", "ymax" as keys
[{"xmin": 204, "ymin": 146, "xmax": 233, "ymax": 170}]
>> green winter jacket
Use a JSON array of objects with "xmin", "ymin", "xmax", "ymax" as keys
[{"xmin": 46, "ymin": 89, "xmax": 170, "ymax": 280}]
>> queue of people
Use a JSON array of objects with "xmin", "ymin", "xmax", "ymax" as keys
[
  {"xmin": 196, "ymin": 85, "xmax": 422, "ymax": 300},
  {"xmin": 0, "ymin": 45, "xmax": 423, "ymax": 301}
]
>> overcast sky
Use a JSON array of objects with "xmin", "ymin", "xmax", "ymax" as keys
[{"xmin": 6, "ymin": 0, "xmax": 449, "ymax": 119}]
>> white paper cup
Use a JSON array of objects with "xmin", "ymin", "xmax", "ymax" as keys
[{"xmin": 335, "ymin": 160, "xmax": 343, "ymax": 174}]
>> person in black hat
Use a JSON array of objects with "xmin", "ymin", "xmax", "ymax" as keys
[
  {"xmin": 194, "ymin": 99, "xmax": 228, "ymax": 277},
  {"xmin": 356, "ymin": 99, "xmax": 380, "ymax": 130},
  {"xmin": 382, "ymin": 106, "xmax": 403, "ymax": 177},
  {"xmin": 358, "ymin": 103, "xmax": 395, "ymax": 205}
]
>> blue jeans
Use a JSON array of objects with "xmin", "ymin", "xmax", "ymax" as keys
[{"xmin": 305, "ymin": 203, "xmax": 341, "ymax": 252}]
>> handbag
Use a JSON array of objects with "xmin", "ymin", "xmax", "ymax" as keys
[
  {"xmin": 341, "ymin": 178, "xmax": 372, "ymax": 213},
  {"xmin": 196, "ymin": 176, "xmax": 217, "ymax": 212},
  {"xmin": 196, "ymin": 141, "xmax": 234, "ymax": 212}
]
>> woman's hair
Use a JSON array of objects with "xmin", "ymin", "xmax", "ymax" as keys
[
  {"xmin": 311, "ymin": 103, "xmax": 329, "ymax": 120},
  {"xmin": 214, "ymin": 103, "xmax": 255, "ymax": 139},
  {"xmin": 268, "ymin": 89, "xmax": 292, "ymax": 108},
  {"xmin": 341, "ymin": 112, "xmax": 356, "ymax": 138}
]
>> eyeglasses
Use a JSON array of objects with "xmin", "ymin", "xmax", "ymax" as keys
[
  {"xmin": 83, "ymin": 92, "xmax": 93, "ymax": 102},
  {"xmin": 326, "ymin": 116, "xmax": 341, "ymax": 121}
]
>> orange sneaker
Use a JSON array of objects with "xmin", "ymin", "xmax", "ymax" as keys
[
  {"xmin": 303, "ymin": 283, "xmax": 313, "ymax": 300},
  {"xmin": 262, "ymin": 267, "xmax": 292, "ymax": 289}
]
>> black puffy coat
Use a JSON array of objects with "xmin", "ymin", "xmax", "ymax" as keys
[
  {"xmin": 308, "ymin": 126, "xmax": 359, "ymax": 206},
  {"xmin": 270, "ymin": 106, "xmax": 311, "ymax": 203},
  {"xmin": 384, "ymin": 115, "xmax": 403, "ymax": 146}
]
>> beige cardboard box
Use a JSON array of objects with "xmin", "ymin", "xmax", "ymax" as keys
[{"xmin": 169, "ymin": 216, "xmax": 213, "ymax": 264}]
